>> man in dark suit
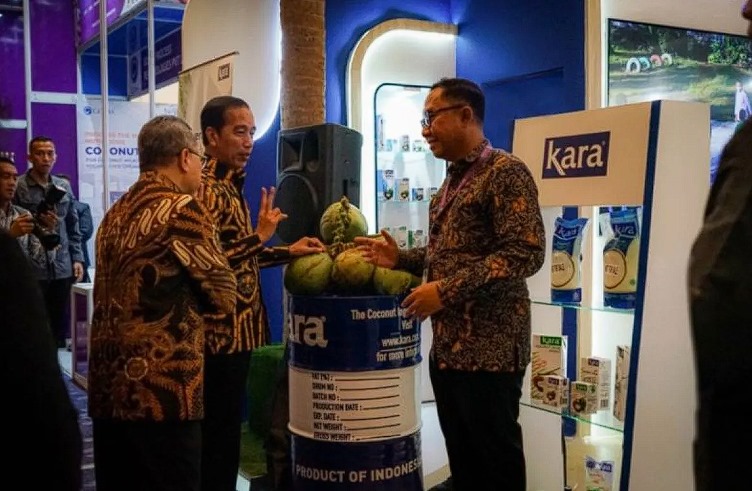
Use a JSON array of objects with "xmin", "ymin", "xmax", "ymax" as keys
[
  {"xmin": 0, "ymin": 230, "xmax": 83, "ymax": 490},
  {"xmin": 57, "ymin": 174, "xmax": 93, "ymax": 282}
]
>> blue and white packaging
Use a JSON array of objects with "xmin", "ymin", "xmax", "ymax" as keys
[
  {"xmin": 550, "ymin": 216, "xmax": 589, "ymax": 303},
  {"xmin": 603, "ymin": 209, "xmax": 640, "ymax": 309}
]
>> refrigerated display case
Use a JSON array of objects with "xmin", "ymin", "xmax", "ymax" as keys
[
  {"xmin": 373, "ymin": 83, "xmax": 446, "ymax": 403},
  {"xmin": 374, "ymin": 84, "xmax": 446, "ymax": 247}
]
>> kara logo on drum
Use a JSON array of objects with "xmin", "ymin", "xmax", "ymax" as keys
[{"xmin": 289, "ymin": 314, "xmax": 329, "ymax": 348}]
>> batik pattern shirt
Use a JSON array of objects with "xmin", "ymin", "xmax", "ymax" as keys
[
  {"xmin": 397, "ymin": 140, "xmax": 545, "ymax": 372},
  {"xmin": 0, "ymin": 203, "xmax": 47, "ymax": 267},
  {"xmin": 88, "ymin": 171, "xmax": 236, "ymax": 421},
  {"xmin": 199, "ymin": 158, "xmax": 291, "ymax": 355}
]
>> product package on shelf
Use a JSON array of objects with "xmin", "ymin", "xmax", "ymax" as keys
[
  {"xmin": 580, "ymin": 357, "xmax": 612, "ymax": 411},
  {"xmin": 542, "ymin": 375, "xmax": 569, "ymax": 410},
  {"xmin": 570, "ymin": 381, "xmax": 598, "ymax": 416},
  {"xmin": 531, "ymin": 334, "xmax": 568, "ymax": 402},
  {"xmin": 380, "ymin": 169, "xmax": 395, "ymax": 201},
  {"xmin": 584, "ymin": 456, "xmax": 615, "ymax": 491},
  {"xmin": 613, "ymin": 345, "xmax": 631, "ymax": 421},
  {"xmin": 398, "ymin": 178, "xmax": 410, "ymax": 201},
  {"xmin": 603, "ymin": 208, "xmax": 640, "ymax": 309},
  {"xmin": 550, "ymin": 216, "xmax": 589, "ymax": 303}
]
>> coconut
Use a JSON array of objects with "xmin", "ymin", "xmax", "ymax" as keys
[
  {"xmin": 319, "ymin": 197, "xmax": 368, "ymax": 244},
  {"xmin": 330, "ymin": 248, "xmax": 375, "ymax": 291},
  {"xmin": 373, "ymin": 267, "xmax": 415, "ymax": 295},
  {"xmin": 284, "ymin": 252, "xmax": 333, "ymax": 295}
]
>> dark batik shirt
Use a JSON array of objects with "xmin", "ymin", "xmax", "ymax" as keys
[
  {"xmin": 199, "ymin": 157, "xmax": 291, "ymax": 355},
  {"xmin": 397, "ymin": 140, "xmax": 545, "ymax": 372},
  {"xmin": 88, "ymin": 171, "xmax": 236, "ymax": 421}
]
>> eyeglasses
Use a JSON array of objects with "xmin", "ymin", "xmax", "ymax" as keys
[
  {"xmin": 186, "ymin": 148, "xmax": 204, "ymax": 159},
  {"xmin": 420, "ymin": 104, "xmax": 466, "ymax": 129}
]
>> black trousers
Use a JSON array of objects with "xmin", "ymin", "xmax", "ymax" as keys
[
  {"xmin": 265, "ymin": 344, "xmax": 292, "ymax": 490},
  {"xmin": 429, "ymin": 358, "xmax": 526, "ymax": 491},
  {"xmin": 38, "ymin": 277, "xmax": 72, "ymax": 347},
  {"xmin": 93, "ymin": 418, "xmax": 201, "ymax": 491},
  {"xmin": 202, "ymin": 351, "xmax": 252, "ymax": 491}
]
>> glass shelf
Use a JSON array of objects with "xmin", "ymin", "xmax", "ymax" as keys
[
  {"xmin": 520, "ymin": 395, "xmax": 625, "ymax": 433},
  {"xmin": 378, "ymin": 200, "xmax": 430, "ymax": 205},
  {"xmin": 530, "ymin": 298, "xmax": 634, "ymax": 315}
]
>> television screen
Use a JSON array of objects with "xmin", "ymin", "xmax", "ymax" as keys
[{"xmin": 608, "ymin": 19, "xmax": 752, "ymax": 184}]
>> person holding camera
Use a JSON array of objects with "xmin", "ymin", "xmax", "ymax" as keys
[
  {"xmin": 14, "ymin": 137, "xmax": 84, "ymax": 349},
  {"xmin": 0, "ymin": 156, "xmax": 47, "ymax": 261}
]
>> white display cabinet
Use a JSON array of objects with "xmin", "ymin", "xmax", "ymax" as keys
[
  {"xmin": 512, "ymin": 100, "xmax": 709, "ymax": 491},
  {"xmin": 373, "ymin": 83, "xmax": 447, "ymax": 403}
]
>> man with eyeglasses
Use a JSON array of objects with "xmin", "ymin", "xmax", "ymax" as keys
[
  {"xmin": 88, "ymin": 115, "xmax": 237, "ymax": 491},
  {"xmin": 357, "ymin": 77, "xmax": 545, "ymax": 491},
  {"xmin": 197, "ymin": 95, "xmax": 325, "ymax": 491}
]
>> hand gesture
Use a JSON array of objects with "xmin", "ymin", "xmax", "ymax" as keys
[
  {"xmin": 401, "ymin": 281, "xmax": 444, "ymax": 320},
  {"xmin": 37, "ymin": 210, "xmax": 58, "ymax": 229},
  {"xmin": 354, "ymin": 229, "xmax": 399, "ymax": 269},
  {"xmin": 9, "ymin": 214, "xmax": 34, "ymax": 238},
  {"xmin": 289, "ymin": 236, "xmax": 326, "ymax": 257},
  {"xmin": 256, "ymin": 187, "xmax": 288, "ymax": 243}
]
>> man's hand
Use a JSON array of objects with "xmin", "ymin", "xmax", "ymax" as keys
[
  {"xmin": 9, "ymin": 214, "xmax": 34, "ymax": 238},
  {"xmin": 73, "ymin": 261, "xmax": 85, "ymax": 282},
  {"xmin": 401, "ymin": 281, "xmax": 444, "ymax": 320},
  {"xmin": 354, "ymin": 229, "xmax": 399, "ymax": 269},
  {"xmin": 256, "ymin": 187, "xmax": 288, "ymax": 243},
  {"xmin": 37, "ymin": 210, "xmax": 58, "ymax": 229},
  {"xmin": 289, "ymin": 236, "xmax": 326, "ymax": 257}
]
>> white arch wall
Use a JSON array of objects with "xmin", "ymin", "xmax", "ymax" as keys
[{"xmin": 181, "ymin": 0, "xmax": 281, "ymax": 139}]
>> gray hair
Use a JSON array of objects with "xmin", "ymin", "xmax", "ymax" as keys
[{"xmin": 138, "ymin": 115, "xmax": 196, "ymax": 172}]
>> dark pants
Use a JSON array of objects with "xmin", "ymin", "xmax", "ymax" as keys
[
  {"xmin": 39, "ymin": 277, "xmax": 72, "ymax": 347},
  {"xmin": 93, "ymin": 418, "xmax": 201, "ymax": 491},
  {"xmin": 202, "ymin": 351, "xmax": 252, "ymax": 491},
  {"xmin": 430, "ymin": 358, "xmax": 526, "ymax": 491},
  {"xmin": 265, "ymin": 344, "xmax": 292, "ymax": 490}
]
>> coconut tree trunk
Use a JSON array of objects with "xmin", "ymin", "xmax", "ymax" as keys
[{"xmin": 280, "ymin": 0, "xmax": 326, "ymax": 129}]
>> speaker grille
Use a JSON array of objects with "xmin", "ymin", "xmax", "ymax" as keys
[{"xmin": 276, "ymin": 173, "xmax": 319, "ymax": 243}]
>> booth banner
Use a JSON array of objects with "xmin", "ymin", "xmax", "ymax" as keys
[
  {"xmin": 128, "ymin": 28, "xmax": 183, "ymax": 98},
  {"xmin": 178, "ymin": 52, "xmax": 236, "ymax": 134},
  {"xmin": 76, "ymin": 96, "xmax": 177, "ymax": 236},
  {"xmin": 76, "ymin": 0, "xmax": 145, "ymax": 46}
]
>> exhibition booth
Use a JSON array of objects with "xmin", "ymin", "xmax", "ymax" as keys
[{"xmin": 1, "ymin": 0, "xmax": 747, "ymax": 488}]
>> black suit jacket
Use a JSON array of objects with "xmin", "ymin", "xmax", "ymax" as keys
[{"xmin": 0, "ymin": 231, "xmax": 83, "ymax": 490}]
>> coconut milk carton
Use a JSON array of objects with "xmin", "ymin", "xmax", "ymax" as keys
[
  {"xmin": 580, "ymin": 357, "xmax": 612, "ymax": 411},
  {"xmin": 570, "ymin": 381, "xmax": 598, "ymax": 416},
  {"xmin": 613, "ymin": 345, "xmax": 631, "ymax": 421},
  {"xmin": 531, "ymin": 334, "xmax": 567, "ymax": 402},
  {"xmin": 542, "ymin": 375, "xmax": 569, "ymax": 410}
]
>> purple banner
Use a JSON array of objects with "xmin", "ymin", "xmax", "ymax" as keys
[
  {"xmin": 127, "ymin": 28, "xmax": 182, "ymax": 97},
  {"xmin": 76, "ymin": 0, "xmax": 143, "ymax": 46}
]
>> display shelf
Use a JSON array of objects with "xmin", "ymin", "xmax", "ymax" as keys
[
  {"xmin": 520, "ymin": 396, "xmax": 625, "ymax": 433},
  {"xmin": 530, "ymin": 298, "xmax": 634, "ymax": 316}
]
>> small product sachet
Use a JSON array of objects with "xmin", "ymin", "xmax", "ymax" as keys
[
  {"xmin": 551, "ymin": 216, "xmax": 589, "ymax": 303},
  {"xmin": 603, "ymin": 209, "xmax": 640, "ymax": 309},
  {"xmin": 584, "ymin": 456, "xmax": 615, "ymax": 491}
]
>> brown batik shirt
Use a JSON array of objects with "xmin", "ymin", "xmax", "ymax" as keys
[
  {"xmin": 199, "ymin": 157, "xmax": 292, "ymax": 355},
  {"xmin": 88, "ymin": 171, "xmax": 236, "ymax": 421},
  {"xmin": 397, "ymin": 140, "xmax": 545, "ymax": 372}
]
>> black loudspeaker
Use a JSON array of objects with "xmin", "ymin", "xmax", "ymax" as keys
[{"xmin": 275, "ymin": 123, "xmax": 362, "ymax": 244}]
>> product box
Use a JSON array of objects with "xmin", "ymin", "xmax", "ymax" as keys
[
  {"xmin": 580, "ymin": 356, "xmax": 612, "ymax": 411},
  {"xmin": 429, "ymin": 187, "xmax": 439, "ymax": 199},
  {"xmin": 531, "ymin": 334, "xmax": 568, "ymax": 402},
  {"xmin": 398, "ymin": 178, "xmax": 410, "ymax": 201},
  {"xmin": 411, "ymin": 187, "xmax": 425, "ymax": 201},
  {"xmin": 570, "ymin": 381, "xmax": 598, "ymax": 416},
  {"xmin": 394, "ymin": 226, "xmax": 409, "ymax": 249},
  {"xmin": 410, "ymin": 229, "xmax": 425, "ymax": 248},
  {"xmin": 380, "ymin": 169, "xmax": 395, "ymax": 201},
  {"xmin": 542, "ymin": 375, "xmax": 569, "ymax": 410},
  {"xmin": 613, "ymin": 345, "xmax": 631, "ymax": 421}
]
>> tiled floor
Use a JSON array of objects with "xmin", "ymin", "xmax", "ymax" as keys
[{"xmin": 58, "ymin": 350, "xmax": 449, "ymax": 490}]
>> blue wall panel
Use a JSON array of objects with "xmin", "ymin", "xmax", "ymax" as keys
[{"xmin": 81, "ymin": 54, "xmax": 129, "ymax": 97}]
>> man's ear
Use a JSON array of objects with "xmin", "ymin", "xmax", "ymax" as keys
[
  {"xmin": 177, "ymin": 149, "xmax": 190, "ymax": 173},
  {"xmin": 205, "ymin": 127, "xmax": 218, "ymax": 147}
]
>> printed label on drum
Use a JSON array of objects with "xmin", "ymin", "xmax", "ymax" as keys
[{"xmin": 289, "ymin": 366, "xmax": 420, "ymax": 442}]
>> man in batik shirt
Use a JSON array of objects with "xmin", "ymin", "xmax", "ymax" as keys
[
  {"xmin": 88, "ymin": 115, "xmax": 237, "ymax": 491},
  {"xmin": 357, "ymin": 78, "xmax": 545, "ymax": 491},
  {"xmin": 197, "ymin": 95, "xmax": 325, "ymax": 491}
]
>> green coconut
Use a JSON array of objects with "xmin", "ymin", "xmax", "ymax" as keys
[
  {"xmin": 330, "ymin": 248, "xmax": 376, "ymax": 291},
  {"xmin": 284, "ymin": 252, "xmax": 334, "ymax": 295},
  {"xmin": 372, "ymin": 267, "xmax": 414, "ymax": 295},
  {"xmin": 319, "ymin": 196, "xmax": 368, "ymax": 245}
]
